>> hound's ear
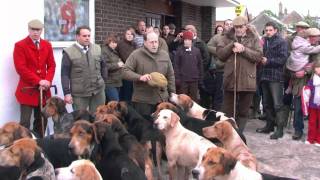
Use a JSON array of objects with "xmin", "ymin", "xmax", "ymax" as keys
[
  {"xmin": 93, "ymin": 121, "xmax": 109, "ymax": 144},
  {"xmin": 220, "ymin": 150, "xmax": 237, "ymax": 174},
  {"xmin": 92, "ymin": 124, "xmax": 100, "ymax": 145},
  {"xmin": 188, "ymin": 101, "xmax": 194, "ymax": 109},
  {"xmin": 170, "ymin": 104, "xmax": 179, "ymax": 114},
  {"xmin": 15, "ymin": 126, "xmax": 32, "ymax": 140},
  {"xmin": 57, "ymin": 97, "xmax": 67, "ymax": 114},
  {"xmin": 170, "ymin": 112, "xmax": 180, "ymax": 128},
  {"xmin": 20, "ymin": 148, "xmax": 36, "ymax": 169},
  {"xmin": 226, "ymin": 118, "xmax": 238, "ymax": 129},
  {"xmin": 181, "ymin": 100, "xmax": 193, "ymax": 112},
  {"xmin": 119, "ymin": 101, "xmax": 128, "ymax": 115}
]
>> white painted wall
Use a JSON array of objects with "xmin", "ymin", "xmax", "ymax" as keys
[{"xmin": 0, "ymin": 0, "xmax": 95, "ymax": 128}]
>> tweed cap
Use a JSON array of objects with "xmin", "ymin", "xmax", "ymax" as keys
[
  {"xmin": 183, "ymin": 31, "xmax": 193, "ymax": 40},
  {"xmin": 28, "ymin": 19, "xmax": 44, "ymax": 29},
  {"xmin": 233, "ymin": 16, "xmax": 248, "ymax": 26},
  {"xmin": 306, "ymin": 28, "xmax": 320, "ymax": 36},
  {"xmin": 147, "ymin": 72, "xmax": 168, "ymax": 88},
  {"xmin": 295, "ymin": 21, "xmax": 310, "ymax": 28}
]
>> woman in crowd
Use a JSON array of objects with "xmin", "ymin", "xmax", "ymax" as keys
[
  {"xmin": 116, "ymin": 27, "xmax": 136, "ymax": 101},
  {"xmin": 101, "ymin": 34, "xmax": 124, "ymax": 102}
]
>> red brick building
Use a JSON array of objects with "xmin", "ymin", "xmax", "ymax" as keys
[{"xmin": 95, "ymin": 0, "xmax": 239, "ymax": 43}]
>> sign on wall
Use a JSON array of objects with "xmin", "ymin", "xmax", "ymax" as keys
[{"xmin": 44, "ymin": 0, "xmax": 90, "ymax": 46}]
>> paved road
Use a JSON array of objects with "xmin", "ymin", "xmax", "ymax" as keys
[{"xmin": 245, "ymin": 118, "xmax": 320, "ymax": 180}]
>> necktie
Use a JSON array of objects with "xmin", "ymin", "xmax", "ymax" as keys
[{"xmin": 35, "ymin": 40, "xmax": 40, "ymax": 49}]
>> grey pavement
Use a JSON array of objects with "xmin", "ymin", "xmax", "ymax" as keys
[
  {"xmin": 245, "ymin": 118, "xmax": 320, "ymax": 180},
  {"xmin": 153, "ymin": 117, "xmax": 320, "ymax": 180}
]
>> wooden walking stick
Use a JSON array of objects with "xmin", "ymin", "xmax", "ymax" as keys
[
  {"xmin": 233, "ymin": 53, "xmax": 237, "ymax": 119},
  {"xmin": 39, "ymin": 87, "xmax": 45, "ymax": 137}
]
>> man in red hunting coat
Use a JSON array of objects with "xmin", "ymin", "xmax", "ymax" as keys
[{"xmin": 13, "ymin": 19, "xmax": 56, "ymax": 137}]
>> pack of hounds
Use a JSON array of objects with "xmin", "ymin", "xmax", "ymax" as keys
[{"xmin": 0, "ymin": 93, "xmax": 297, "ymax": 180}]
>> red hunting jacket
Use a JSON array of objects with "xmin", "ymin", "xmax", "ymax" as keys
[{"xmin": 13, "ymin": 36, "xmax": 56, "ymax": 106}]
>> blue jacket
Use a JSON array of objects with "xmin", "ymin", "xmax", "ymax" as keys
[{"xmin": 261, "ymin": 34, "xmax": 289, "ymax": 82}]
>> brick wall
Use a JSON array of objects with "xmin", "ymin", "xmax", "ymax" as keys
[
  {"xmin": 95, "ymin": 0, "xmax": 146, "ymax": 45},
  {"xmin": 94, "ymin": 0, "xmax": 216, "ymax": 44},
  {"xmin": 201, "ymin": 6, "xmax": 216, "ymax": 42},
  {"xmin": 180, "ymin": 2, "xmax": 202, "ymax": 38}
]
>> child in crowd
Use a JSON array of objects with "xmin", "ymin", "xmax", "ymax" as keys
[
  {"xmin": 285, "ymin": 28, "xmax": 320, "ymax": 93},
  {"xmin": 286, "ymin": 28, "xmax": 320, "ymax": 75},
  {"xmin": 302, "ymin": 61, "xmax": 320, "ymax": 146},
  {"xmin": 174, "ymin": 31, "xmax": 202, "ymax": 102}
]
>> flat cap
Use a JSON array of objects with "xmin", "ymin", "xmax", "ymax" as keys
[
  {"xmin": 233, "ymin": 16, "xmax": 248, "ymax": 26},
  {"xmin": 295, "ymin": 21, "xmax": 310, "ymax": 28},
  {"xmin": 28, "ymin": 19, "xmax": 44, "ymax": 29},
  {"xmin": 147, "ymin": 72, "xmax": 168, "ymax": 88},
  {"xmin": 306, "ymin": 28, "xmax": 320, "ymax": 36}
]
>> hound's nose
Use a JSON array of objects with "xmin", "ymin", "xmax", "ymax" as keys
[
  {"xmin": 54, "ymin": 169, "xmax": 60, "ymax": 176},
  {"xmin": 68, "ymin": 144, "xmax": 75, "ymax": 153},
  {"xmin": 192, "ymin": 169, "xmax": 200, "ymax": 179},
  {"xmin": 153, "ymin": 121, "xmax": 158, "ymax": 129}
]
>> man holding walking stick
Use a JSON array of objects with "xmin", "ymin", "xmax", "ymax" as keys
[
  {"xmin": 13, "ymin": 19, "xmax": 56, "ymax": 137},
  {"xmin": 216, "ymin": 16, "xmax": 262, "ymax": 133}
]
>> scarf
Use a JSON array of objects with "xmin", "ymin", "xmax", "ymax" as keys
[{"xmin": 313, "ymin": 74, "xmax": 320, "ymax": 105}]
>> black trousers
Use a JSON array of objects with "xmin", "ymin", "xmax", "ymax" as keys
[{"xmin": 132, "ymin": 102, "xmax": 157, "ymax": 122}]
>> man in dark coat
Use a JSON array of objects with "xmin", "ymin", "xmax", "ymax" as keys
[{"xmin": 256, "ymin": 21, "xmax": 289, "ymax": 139}]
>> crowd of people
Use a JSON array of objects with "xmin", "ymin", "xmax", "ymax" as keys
[{"xmin": 13, "ymin": 17, "xmax": 320, "ymax": 146}]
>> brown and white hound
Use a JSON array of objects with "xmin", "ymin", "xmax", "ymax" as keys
[
  {"xmin": 55, "ymin": 159, "xmax": 102, "ymax": 180},
  {"xmin": 192, "ymin": 147, "xmax": 262, "ymax": 180}
]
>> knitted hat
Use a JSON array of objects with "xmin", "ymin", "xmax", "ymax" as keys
[
  {"xmin": 147, "ymin": 72, "xmax": 168, "ymax": 88},
  {"xmin": 233, "ymin": 16, "xmax": 248, "ymax": 26},
  {"xmin": 28, "ymin": 19, "xmax": 44, "ymax": 29},
  {"xmin": 183, "ymin": 31, "xmax": 194, "ymax": 40}
]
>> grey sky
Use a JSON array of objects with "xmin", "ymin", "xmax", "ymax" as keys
[{"xmin": 217, "ymin": 0, "xmax": 320, "ymax": 20}]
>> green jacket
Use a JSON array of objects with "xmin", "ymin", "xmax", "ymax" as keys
[
  {"xmin": 123, "ymin": 47, "xmax": 175, "ymax": 104},
  {"xmin": 207, "ymin": 34, "xmax": 225, "ymax": 72},
  {"xmin": 63, "ymin": 43, "xmax": 105, "ymax": 97},
  {"xmin": 101, "ymin": 45, "xmax": 122, "ymax": 87}
]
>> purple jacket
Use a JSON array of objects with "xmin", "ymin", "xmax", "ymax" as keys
[{"xmin": 307, "ymin": 79, "xmax": 320, "ymax": 109}]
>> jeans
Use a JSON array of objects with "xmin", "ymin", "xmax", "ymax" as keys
[
  {"xmin": 105, "ymin": 87, "xmax": 120, "ymax": 102},
  {"xmin": 261, "ymin": 81, "xmax": 284, "ymax": 113},
  {"xmin": 293, "ymin": 96, "xmax": 304, "ymax": 133}
]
